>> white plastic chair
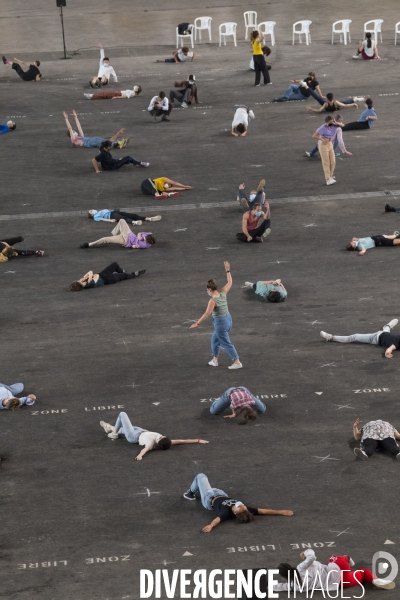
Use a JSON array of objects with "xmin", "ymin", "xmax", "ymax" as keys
[
  {"xmin": 219, "ymin": 22, "xmax": 237, "ymax": 47},
  {"xmin": 258, "ymin": 21, "xmax": 276, "ymax": 46},
  {"xmin": 244, "ymin": 11, "xmax": 257, "ymax": 40},
  {"xmin": 194, "ymin": 17, "xmax": 212, "ymax": 42},
  {"xmin": 292, "ymin": 20, "xmax": 312, "ymax": 45},
  {"xmin": 332, "ymin": 20, "xmax": 352, "ymax": 45},
  {"xmin": 176, "ymin": 25, "xmax": 194, "ymax": 49},
  {"xmin": 364, "ymin": 19, "xmax": 383, "ymax": 43},
  {"xmin": 395, "ymin": 22, "xmax": 400, "ymax": 45}
]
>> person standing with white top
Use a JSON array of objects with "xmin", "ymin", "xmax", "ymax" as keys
[
  {"xmin": 231, "ymin": 105, "xmax": 255, "ymax": 137},
  {"xmin": 99, "ymin": 412, "xmax": 208, "ymax": 460},
  {"xmin": 90, "ymin": 43, "xmax": 118, "ymax": 87}
]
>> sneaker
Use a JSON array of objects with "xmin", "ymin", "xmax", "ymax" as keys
[
  {"xmin": 183, "ymin": 489, "xmax": 197, "ymax": 500},
  {"xmin": 208, "ymin": 359, "xmax": 218, "ymax": 367},
  {"xmin": 148, "ymin": 215, "xmax": 162, "ymax": 222},
  {"xmin": 385, "ymin": 319, "xmax": 398, "ymax": 329},
  {"xmin": 134, "ymin": 269, "xmax": 146, "ymax": 276},
  {"xmin": 254, "ymin": 84, "xmax": 260, "ymax": 87},
  {"xmin": 354, "ymin": 447, "xmax": 369, "ymax": 461},
  {"xmin": 396, "ymin": 453, "xmax": 400, "ymax": 460},
  {"xmin": 167, "ymin": 192, "xmax": 179, "ymax": 197},
  {"xmin": 305, "ymin": 151, "xmax": 313, "ymax": 157},
  {"xmin": 256, "ymin": 179, "xmax": 266, "ymax": 192},
  {"xmin": 181, "ymin": 102, "xmax": 188, "ymax": 108},
  {"xmin": 385, "ymin": 203, "xmax": 396, "ymax": 212},
  {"xmin": 353, "ymin": 96, "xmax": 365, "ymax": 102},
  {"xmin": 228, "ymin": 362, "xmax": 243, "ymax": 370},
  {"xmin": 2, "ymin": 56, "xmax": 8, "ymax": 64},
  {"xmin": 100, "ymin": 421, "xmax": 114, "ymax": 434},
  {"xmin": 348, "ymin": 557, "xmax": 356, "ymax": 567},
  {"xmin": 273, "ymin": 97, "xmax": 288, "ymax": 102},
  {"xmin": 84, "ymin": 93, "xmax": 93, "ymax": 99},
  {"xmin": 326, "ymin": 178, "xmax": 336, "ymax": 185},
  {"xmin": 352, "ymin": 54, "xmax": 361, "ymax": 59},
  {"xmin": 254, "ymin": 236, "xmax": 263, "ymax": 243},
  {"xmin": 240, "ymin": 198, "xmax": 249, "ymax": 210},
  {"xmin": 80, "ymin": 243, "xmax": 89, "ymax": 249},
  {"xmin": 244, "ymin": 281, "xmax": 254, "ymax": 288},
  {"xmin": 122, "ymin": 137, "xmax": 130, "ymax": 148},
  {"xmin": 140, "ymin": 162, "xmax": 150, "ymax": 168},
  {"xmin": 334, "ymin": 152, "xmax": 340, "ymax": 156},
  {"xmin": 373, "ymin": 579, "xmax": 396, "ymax": 590},
  {"xmin": 320, "ymin": 331, "xmax": 333, "ymax": 341},
  {"xmin": 35, "ymin": 250, "xmax": 44, "ymax": 256},
  {"xmin": 393, "ymin": 231, "xmax": 400, "ymax": 236},
  {"xmin": 132, "ymin": 220, "xmax": 142, "ymax": 226},
  {"xmin": 107, "ymin": 431, "xmax": 119, "ymax": 439},
  {"xmin": 161, "ymin": 116, "xmax": 170, "ymax": 122},
  {"xmin": 262, "ymin": 228, "xmax": 271, "ymax": 239}
]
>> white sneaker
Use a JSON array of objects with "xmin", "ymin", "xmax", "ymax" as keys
[
  {"xmin": 353, "ymin": 96, "xmax": 365, "ymax": 102},
  {"xmin": 208, "ymin": 359, "xmax": 218, "ymax": 367},
  {"xmin": 262, "ymin": 228, "xmax": 271, "ymax": 239},
  {"xmin": 320, "ymin": 331, "xmax": 333, "ymax": 341},
  {"xmin": 84, "ymin": 93, "xmax": 93, "ymax": 99},
  {"xmin": 132, "ymin": 220, "xmax": 142, "ymax": 225},
  {"xmin": 354, "ymin": 447, "xmax": 369, "ymax": 461},
  {"xmin": 228, "ymin": 362, "xmax": 243, "ymax": 370},
  {"xmin": 181, "ymin": 102, "xmax": 188, "ymax": 108},
  {"xmin": 373, "ymin": 579, "xmax": 396, "ymax": 590},
  {"xmin": 275, "ymin": 279, "xmax": 281, "ymax": 284},
  {"xmin": 107, "ymin": 431, "xmax": 119, "ymax": 439},
  {"xmin": 352, "ymin": 55, "xmax": 361, "ymax": 59},
  {"xmin": 385, "ymin": 319, "xmax": 398, "ymax": 329},
  {"xmin": 148, "ymin": 215, "xmax": 162, "ymax": 221},
  {"xmin": 326, "ymin": 178, "xmax": 336, "ymax": 186},
  {"xmin": 100, "ymin": 421, "xmax": 114, "ymax": 433},
  {"xmin": 244, "ymin": 281, "xmax": 254, "ymax": 288},
  {"xmin": 348, "ymin": 557, "xmax": 355, "ymax": 567}
]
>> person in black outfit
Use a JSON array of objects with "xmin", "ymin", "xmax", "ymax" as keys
[
  {"xmin": 273, "ymin": 71, "xmax": 322, "ymax": 102},
  {"xmin": 91, "ymin": 140, "xmax": 149, "ymax": 173},
  {"xmin": 87, "ymin": 209, "xmax": 161, "ymax": 225},
  {"xmin": 2, "ymin": 56, "xmax": 41, "ymax": 81},
  {"xmin": 69, "ymin": 262, "xmax": 145, "ymax": 291},
  {"xmin": 183, "ymin": 473, "xmax": 293, "ymax": 533}
]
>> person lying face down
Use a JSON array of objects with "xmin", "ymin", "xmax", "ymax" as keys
[{"xmin": 209, "ymin": 386, "xmax": 266, "ymax": 423}]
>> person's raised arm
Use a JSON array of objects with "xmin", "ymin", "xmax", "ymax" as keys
[
  {"xmin": 109, "ymin": 128, "xmax": 125, "ymax": 142},
  {"xmin": 98, "ymin": 44, "xmax": 105, "ymax": 69},
  {"xmin": 171, "ymin": 439, "xmax": 209, "ymax": 445},
  {"xmin": 263, "ymin": 201, "xmax": 270, "ymax": 220},
  {"xmin": 306, "ymin": 104, "xmax": 326, "ymax": 113},
  {"xmin": 135, "ymin": 445, "xmax": 153, "ymax": 461},
  {"xmin": 202, "ymin": 517, "xmax": 221, "ymax": 533},
  {"xmin": 92, "ymin": 158, "xmax": 102, "ymax": 174},
  {"xmin": 385, "ymin": 344, "xmax": 396, "ymax": 359},
  {"xmin": 72, "ymin": 110, "xmax": 84, "ymax": 137},
  {"xmin": 220, "ymin": 261, "xmax": 232, "ymax": 293},
  {"xmin": 190, "ymin": 299, "xmax": 216, "ymax": 328},
  {"xmin": 63, "ymin": 112, "xmax": 75, "ymax": 143},
  {"xmin": 257, "ymin": 508, "xmax": 294, "ymax": 516},
  {"xmin": 353, "ymin": 418, "xmax": 362, "ymax": 440}
]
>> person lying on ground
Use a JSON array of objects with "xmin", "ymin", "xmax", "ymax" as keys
[
  {"xmin": 237, "ymin": 179, "xmax": 266, "ymax": 212},
  {"xmin": 243, "ymin": 278, "xmax": 287, "ymax": 302},
  {"xmin": 306, "ymin": 92, "xmax": 358, "ymax": 113},
  {"xmin": 0, "ymin": 121, "xmax": 16, "ymax": 134},
  {"xmin": 84, "ymin": 86, "xmax": 141, "ymax": 100},
  {"xmin": 346, "ymin": 232, "xmax": 400, "ymax": 255},
  {"xmin": 0, "ymin": 382, "xmax": 35, "ymax": 410},
  {"xmin": 64, "ymin": 110, "xmax": 128, "ymax": 148},
  {"xmin": 92, "ymin": 140, "xmax": 149, "ymax": 173},
  {"xmin": 140, "ymin": 177, "xmax": 192, "ymax": 198},
  {"xmin": 156, "ymin": 47, "xmax": 194, "ymax": 63},
  {"xmin": 353, "ymin": 418, "xmax": 400, "ymax": 461},
  {"xmin": 69, "ymin": 262, "xmax": 145, "ymax": 291},
  {"xmin": 232, "ymin": 105, "xmax": 254, "ymax": 137},
  {"xmin": 80, "ymin": 219, "xmax": 156, "ymax": 249},
  {"xmin": 2, "ymin": 56, "xmax": 41, "ymax": 81},
  {"xmin": 87, "ymin": 209, "xmax": 161, "ymax": 224}
]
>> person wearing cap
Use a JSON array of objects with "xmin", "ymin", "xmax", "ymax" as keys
[
  {"xmin": 0, "ymin": 121, "xmax": 16, "ymax": 134},
  {"xmin": 156, "ymin": 47, "xmax": 194, "ymax": 63},
  {"xmin": 169, "ymin": 74, "xmax": 200, "ymax": 109}
]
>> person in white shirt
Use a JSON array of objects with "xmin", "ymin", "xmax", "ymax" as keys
[
  {"xmin": 156, "ymin": 47, "xmax": 194, "ymax": 63},
  {"xmin": 231, "ymin": 105, "xmax": 255, "ymax": 137},
  {"xmin": 90, "ymin": 43, "xmax": 118, "ymax": 87},
  {"xmin": 0, "ymin": 382, "xmax": 36, "ymax": 410},
  {"xmin": 353, "ymin": 33, "xmax": 381, "ymax": 60},
  {"xmin": 84, "ymin": 87, "xmax": 141, "ymax": 100},
  {"xmin": 99, "ymin": 412, "xmax": 208, "ymax": 461},
  {"xmin": 148, "ymin": 92, "xmax": 171, "ymax": 123}
]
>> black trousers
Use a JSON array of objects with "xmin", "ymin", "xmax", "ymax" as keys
[
  {"xmin": 236, "ymin": 219, "xmax": 271, "ymax": 242},
  {"xmin": 371, "ymin": 235, "xmax": 394, "ymax": 247},
  {"xmin": 362, "ymin": 437, "xmax": 399, "ymax": 457},
  {"xmin": 141, "ymin": 178, "xmax": 157, "ymax": 196},
  {"xmin": 342, "ymin": 121, "xmax": 369, "ymax": 131},
  {"xmin": 150, "ymin": 106, "xmax": 172, "ymax": 117},
  {"xmin": 110, "ymin": 211, "xmax": 146, "ymax": 224},
  {"xmin": 0, "ymin": 236, "xmax": 24, "ymax": 251},
  {"xmin": 253, "ymin": 54, "xmax": 270, "ymax": 85},
  {"xmin": 98, "ymin": 262, "xmax": 135, "ymax": 285}
]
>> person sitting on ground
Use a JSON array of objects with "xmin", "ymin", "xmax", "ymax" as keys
[
  {"xmin": 99, "ymin": 412, "xmax": 208, "ymax": 460},
  {"xmin": 89, "ymin": 43, "xmax": 118, "ymax": 88},
  {"xmin": 87, "ymin": 209, "xmax": 161, "ymax": 225},
  {"xmin": 273, "ymin": 72, "xmax": 323, "ymax": 102},
  {"xmin": 183, "ymin": 472, "xmax": 293, "ymax": 533},
  {"xmin": 231, "ymin": 105, "xmax": 254, "ymax": 137},
  {"xmin": 243, "ymin": 278, "xmax": 287, "ymax": 302},
  {"xmin": 275, "ymin": 551, "xmax": 394, "ymax": 592},
  {"xmin": 346, "ymin": 232, "xmax": 400, "ymax": 255},
  {"xmin": 2, "ymin": 56, "xmax": 41, "ymax": 81},
  {"xmin": 80, "ymin": 219, "xmax": 156, "ymax": 250},
  {"xmin": 84, "ymin": 86, "xmax": 141, "ymax": 100},
  {"xmin": 169, "ymin": 74, "xmax": 200, "ymax": 109},
  {"xmin": 353, "ymin": 32, "xmax": 382, "ymax": 60},
  {"xmin": 250, "ymin": 46, "xmax": 271, "ymax": 71},
  {"xmin": 237, "ymin": 180, "xmax": 266, "ymax": 212},
  {"xmin": 69, "ymin": 262, "xmax": 145, "ymax": 292},
  {"xmin": 340, "ymin": 98, "xmax": 377, "ymax": 131},
  {"xmin": 353, "ymin": 418, "xmax": 400, "ymax": 461},
  {"xmin": 305, "ymin": 115, "xmax": 352, "ymax": 158},
  {"xmin": 306, "ymin": 93, "xmax": 358, "ymax": 113},
  {"xmin": 384, "ymin": 202, "xmax": 400, "ymax": 213},
  {"xmin": 156, "ymin": 46, "xmax": 194, "ymax": 63},
  {"xmin": 0, "ymin": 382, "xmax": 36, "ymax": 410},
  {"xmin": 148, "ymin": 91, "xmax": 172, "ymax": 123},
  {"xmin": 64, "ymin": 110, "xmax": 128, "ymax": 149},
  {"xmin": 210, "ymin": 386, "xmax": 266, "ymax": 423},
  {"xmin": 320, "ymin": 318, "xmax": 400, "ymax": 360},
  {"xmin": 140, "ymin": 177, "xmax": 192, "ymax": 198},
  {"xmin": 236, "ymin": 202, "xmax": 271, "ymax": 243},
  {"xmin": 0, "ymin": 121, "xmax": 16, "ymax": 134},
  {"xmin": 92, "ymin": 140, "xmax": 149, "ymax": 173}
]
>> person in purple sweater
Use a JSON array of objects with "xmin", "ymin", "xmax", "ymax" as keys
[{"xmin": 80, "ymin": 219, "xmax": 156, "ymax": 249}]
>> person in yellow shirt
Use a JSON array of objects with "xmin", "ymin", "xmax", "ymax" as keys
[
  {"xmin": 250, "ymin": 31, "xmax": 271, "ymax": 86},
  {"xmin": 140, "ymin": 177, "xmax": 193, "ymax": 198}
]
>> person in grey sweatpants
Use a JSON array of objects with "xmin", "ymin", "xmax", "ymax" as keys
[
  {"xmin": 320, "ymin": 319, "xmax": 399, "ymax": 359},
  {"xmin": 237, "ymin": 180, "xmax": 266, "ymax": 212}
]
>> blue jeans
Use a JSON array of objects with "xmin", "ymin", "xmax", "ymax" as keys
[
  {"xmin": 309, "ymin": 139, "xmax": 338, "ymax": 156},
  {"xmin": 284, "ymin": 84, "xmax": 305, "ymax": 100},
  {"xmin": 82, "ymin": 137, "xmax": 118, "ymax": 148},
  {"xmin": 189, "ymin": 473, "xmax": 227, "ymax": 510},
  {"xmin": 113, "ymin": 156, "xmax": 140, "ymax": 169},
  {"xmin": 210, "ymin": 387, "xmax": 267, "ymax": 414},
  {"xmin": 211, "ymin": 315, "xmax": 239, "ymax": 361},
  {"xmin": 0, "ymin": 382, "xmax": 24, "ymax": 395},
  {"xmin": 114, "ymin": 412, "xmax": 146, "ymax": 443}
]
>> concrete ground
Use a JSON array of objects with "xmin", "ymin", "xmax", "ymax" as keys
[{"xmin": 1, "ymin": 1, "xmax": 400, "ymax": 599}]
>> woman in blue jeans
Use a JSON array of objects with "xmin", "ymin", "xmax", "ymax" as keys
[
  {"xmin": 210, "ymin": 386, "xmax": 266, "ymax": 424},
  {"xmin": 190, "ymin": 262, "xmax": 242, "ymax": 369}
]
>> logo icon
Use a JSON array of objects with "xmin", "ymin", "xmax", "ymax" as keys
[{"xmin": 372, "ymin": 551, "xmax": 398, "ymax": 583}]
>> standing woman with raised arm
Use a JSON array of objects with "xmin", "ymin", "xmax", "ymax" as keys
[
  {"xmin": 250, "ymin": 30, "xmax": 270, "ymax": 86},
  {"xmin": 190, "ymin": 262, "xmax": 242, "ymax": 369}
]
